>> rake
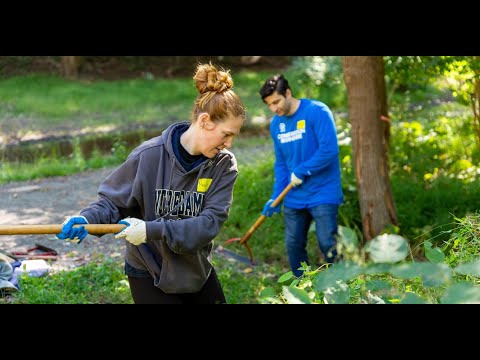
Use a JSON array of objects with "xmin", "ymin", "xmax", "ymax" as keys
[{"xmin": 225, "ymin": 183, "xmax": 293, "ymax": 265}]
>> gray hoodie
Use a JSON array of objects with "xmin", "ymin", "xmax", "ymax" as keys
[{"xmin": 80, "ymin": 122, "xmax": 238, "ymax": 293}]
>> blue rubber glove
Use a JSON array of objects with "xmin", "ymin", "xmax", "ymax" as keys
[
  {"xmin": 262, "ymin": 199, "xmax": 281, "ymax": 217},
  {"xmin": 56, "ymin": 216, "xmax": 89, "ymax": 244}
]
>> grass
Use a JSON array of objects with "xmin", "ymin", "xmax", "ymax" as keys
[
  {"xmin": 213, "ymin": 255, "xmax": 283, "ymax": 304},
  {"xmin": 1, "ymin": 143, "xmax": 127, "ymax": 183},
  {"xmin": 0, "ymin": 75, "xmax": 194, "ymax": 124},
  {"xmin": 6, "ymin": 255, "xmax": 133, "ymax": 304},
  {"xmin": 0, "ymin": 71, "xmax": 278, "ymax": 140},
  {"xmin": 1, "ymin": 251, "xmax": 283, "ymax": 304}
]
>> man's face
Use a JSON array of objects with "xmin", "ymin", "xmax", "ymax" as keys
[{"xmin": 263, "ymin": 90, "xmax": 292, "ymax": 117}]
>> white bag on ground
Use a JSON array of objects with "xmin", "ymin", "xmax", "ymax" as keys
[{"xmin": 16, "ymin": 259, "xmax": 51, "ymax": 277}]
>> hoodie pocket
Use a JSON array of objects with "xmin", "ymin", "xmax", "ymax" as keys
[{"xmin": 158, "ymin": 242, "xmax": 212, "ymax": 294}]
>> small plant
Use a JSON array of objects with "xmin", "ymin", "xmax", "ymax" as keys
[
  {"xmin": 111, "ymin": 136, "xmax": 129, "ymax": 162},
  {"xmin": 442, "ymin": 212, "xmax": 480, "ymax": 269}
]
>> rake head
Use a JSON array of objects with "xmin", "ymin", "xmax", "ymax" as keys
[{"xmin": 224, "ymin": 237, "xmax": 256, "ymax": 265}]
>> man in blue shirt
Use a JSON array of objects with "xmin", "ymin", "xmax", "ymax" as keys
[{"xmin": 260, "ymin": 74, "xmax": 344, "ymax": 277}]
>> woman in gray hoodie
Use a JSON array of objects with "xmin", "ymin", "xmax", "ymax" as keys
[{"xmin": 56, "ymin": 62, "xmax": 246, "ymax": 304}]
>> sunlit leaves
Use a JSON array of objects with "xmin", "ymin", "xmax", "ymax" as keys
[
  {"xmin": 314, "ymin": 263, "xmax": 363, "ymax": 291},
  {"xmin": 440, "ymin": 282, "xmax": 480, "ymax": 304},
  {"xmin": 323, "ymin": 281, "xmax": 350, "ymax": 304},
  {"xmin": 277, "ymin": 271, "xmax": 294, "ymax": 283},
  {"xmin": 423, "ymin": 241, "xmax": 446, "ymax": 263},
  {"xmin": 365, "ymin": 234, "xmax": 410, "ymax": 263},
  {"xmin": 389, "ymin": 262, "xmax": 452, "ymax": 287},
  {"xmin": 400, "ymin": 292, "xmax": 426, "ymax": 304},
  {"xmin": 282, "ymin": 286, "xmax": 312, "ymax": 304},
  {"xmin": 454, "ymin": 259, "xmax": 480, "ymax": 277},
  {"xmin": 337, "ymin": 225, "xmax": 360, "ymax": 252}
]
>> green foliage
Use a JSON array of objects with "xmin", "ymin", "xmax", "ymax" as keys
[
  {"xmin": 334, "ymin": 114, "xmax": 362, "ymax": 231},
  {"xmin": 437, "ymin": 56, "xmax": 479, "ymax": 106},
  {"xmin": 440, "ymin": 282, "xmax": 480, "ymax": 304},
  {"xmin": 385, "ymin": 57, "xmax": 439, "ymax": 87},
  {"xmin": 286, "ymin": 56, "xmax": 347, "ymax": 110},
  {"xmin": 423, "ymin": 241, "xmax": 445, "ymax": 263},
  {"xmin": 387, "ymin": 98, "xmax": 480, "ymax": 248},
  {"xmin": 384, "ymin": 56, "xmax": 446, "ymax": 104},
  {"xmin": 261, "ymin": 221, "xmax": 480, "ymax": 304},
  {"xmin": 365, "ymin": 234, "xmax": 410, "ymax": 264},
  {"xmin": 213, "ymin": 255, "xmax": 282, "ymax": 304},
  {"xmin": 337, "ymin": 225, "xmax": 360, "ymax": 253},
  {"xmin": 0, "ymin": 74, "xmax": 195, "ymax": 126},
  {"xmin": 0, "ymin": 150, "xmax": 128, "ymax": 184},
  {"xmin": 110, "ymin": 136, "xmax": 129, "ymax": 163},
  {"xmin": 9, "ymin": 255, "xmax": 133, "ymax": 304},
  {"xmin": 442, "ymin": 213, "xmax": 480, "ymax": 269},
  {"xmin": 72, "ymin": 138, "xmax": 86, "ymax": 172}
]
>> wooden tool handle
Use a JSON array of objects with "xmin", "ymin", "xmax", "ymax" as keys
[
  {"xmin": 0, "ymin": 224, "xmax": 126, "ymax": 235},
  {"xmin": 270, "ymin": 183, "xmax": 294, "ymax": 208},
  {"xmin": 239, "ymin": 183, "xmax": 294, "ymax": 245},
  {"xmin": 238, "ymin": 215, "xmax": 267, "ymax": 245}
]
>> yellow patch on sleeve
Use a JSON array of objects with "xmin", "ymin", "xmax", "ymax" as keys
[
  {"xmin": 297, "ymin": 120, "xmax": 306, "ymax": 129},
  {"xmin": 197, "ymin": 178, "xmax": 213, "ymax": 192}
]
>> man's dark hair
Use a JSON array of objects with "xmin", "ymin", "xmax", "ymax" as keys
[{"xmin": 259, "ymin": 74, "xmax": 291, "ymax": 101}]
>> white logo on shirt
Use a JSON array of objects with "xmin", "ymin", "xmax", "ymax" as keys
[{"xmin": 277, "ymin": 128, "xmax": 306, "ymax": 143}]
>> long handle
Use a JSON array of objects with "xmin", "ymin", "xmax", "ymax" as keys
[
  {"xmin": 0, "ymin": 224, "xmax": 126, "ymax": 235},
  {"xmin": 239, "ymin": 183, "xmax": 294, "ymax": 245}
]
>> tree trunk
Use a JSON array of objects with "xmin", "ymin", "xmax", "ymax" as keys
[
  {"xmin": 61, "ymin": 56, "xmax": 81, "ymax": 79},
  {"xmin": 342, "ymin": 56, "xmax": 398, "ymax": 242}
]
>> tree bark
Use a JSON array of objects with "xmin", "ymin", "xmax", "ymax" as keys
[
  {"xmin": 61, "ymin": 56, "xmax": 81, "ymax": 79},
  {"xmin": 342, "ymin": 56, "xmax": 398, "ymax": 242}
]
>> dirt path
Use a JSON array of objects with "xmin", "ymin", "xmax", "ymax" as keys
[{"xmin": 0, "ymin": 167, "xmax": 122, "ymax": 271}]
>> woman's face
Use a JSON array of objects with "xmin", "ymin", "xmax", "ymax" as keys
[{"xmin": 199, "ymin": 115, "xmax": 243, "ymax": 158}]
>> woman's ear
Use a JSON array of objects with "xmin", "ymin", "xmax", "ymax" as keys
[{"xmin": 199, "ymin": 113, "xmax": 214, "ymax": 130}]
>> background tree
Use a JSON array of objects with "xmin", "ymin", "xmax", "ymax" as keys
[
  {"xmin": 342, "ymin": 56, "xmax": 398, "ymax": 242},
  {"xmin": 61, "ymin": 56, "xmax": 82, "ymax": 79}
]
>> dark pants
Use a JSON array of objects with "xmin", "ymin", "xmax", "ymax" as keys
[
  {"xmin": 284, "ymin": 204, "xmax": 339, "ymax": 277},
  {"xmin": 127, "ymin": 267, "xmax": 226, "ymax": 304}
]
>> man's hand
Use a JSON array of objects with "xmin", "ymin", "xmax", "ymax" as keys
[
  {"xmin": 262, "ymin": 199, "xmax": 282, "ymax": 217},
  {"xmin": 290, "ymin": 172, "xmax": 303, "ymax": 187},
  {"xmin": 114, "ymin": 218, "xmax": 146, "ymax": 246},
  {"xmin": 56, "ymin": 216, "xmax": 89, "ymax": 244}
]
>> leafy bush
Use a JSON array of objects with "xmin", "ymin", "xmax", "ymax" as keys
[{"xmin": 261, "ymin": 218, "xmax": 480, "ymax": 304}]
